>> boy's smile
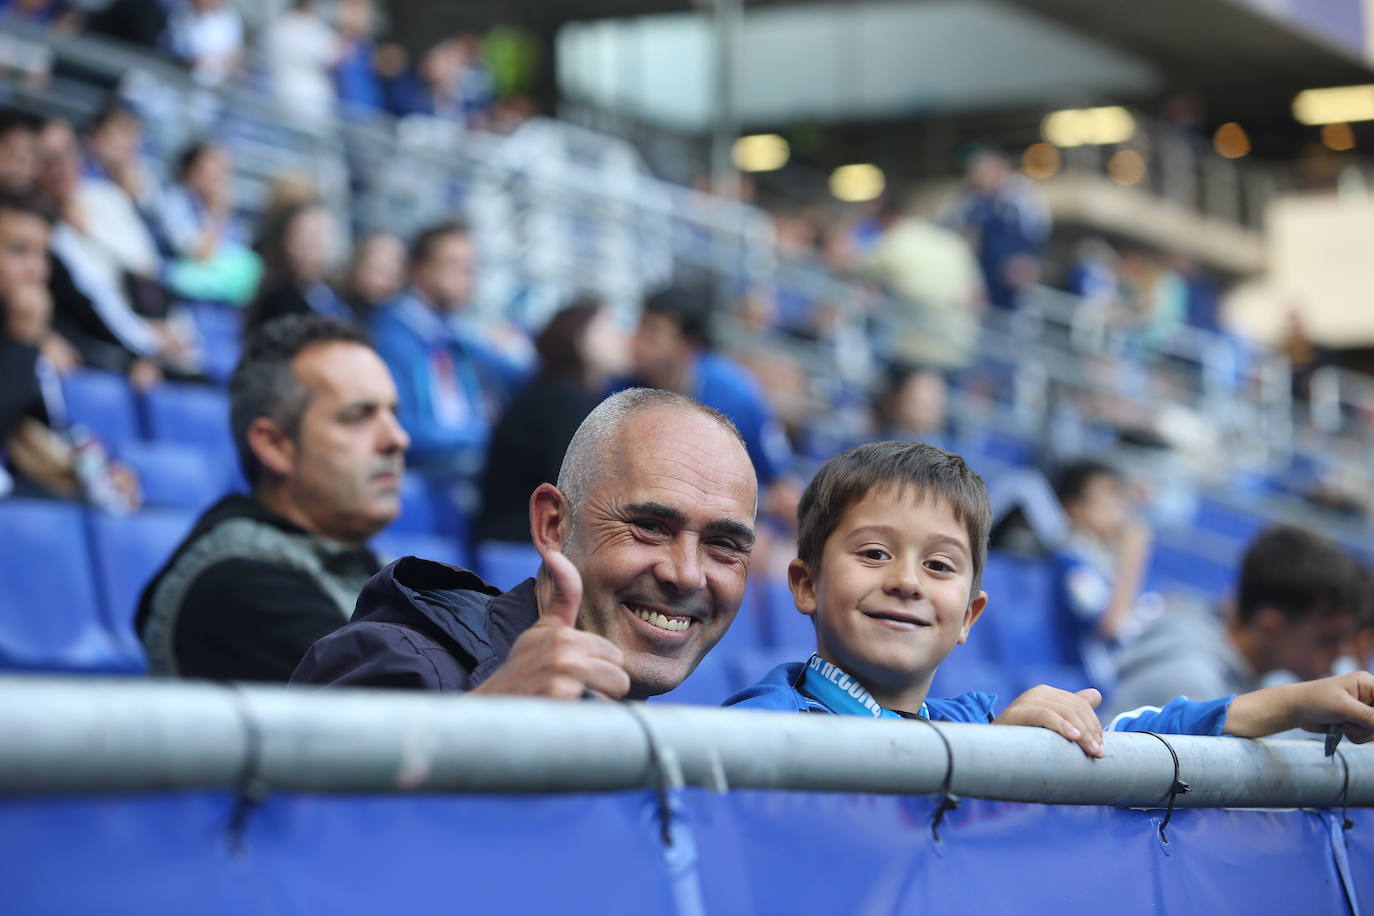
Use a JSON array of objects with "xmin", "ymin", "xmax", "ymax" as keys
[{"xmin": 789, "ymin": 486, "xmax": 987, "ymax": 713}]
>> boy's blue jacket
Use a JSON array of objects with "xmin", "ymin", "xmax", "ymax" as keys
[{"xmin": 725, "ymin": 660, "xmax": 1235, "ymax": 736}]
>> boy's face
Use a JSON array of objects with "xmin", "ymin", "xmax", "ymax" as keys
[
  {"xmin": 1067, "ymin": 473, "xmax": 1129, "ymax": 541},
  {"xmin": 790, "ymin": 487, "xmax": 986, "ymax": 705}
]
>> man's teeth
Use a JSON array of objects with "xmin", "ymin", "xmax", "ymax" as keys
[{"xmin": 627, "ymin": 604, "xmax": 692, "ymax": 632}]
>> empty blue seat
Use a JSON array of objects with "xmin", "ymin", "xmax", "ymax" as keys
[
  {"xmin": 474, "ymin": 541, "xmax": 541, "ymax": 590},
  {"xmin": 1193, "ymin": 497, "xmax": 1266, "ymax": 544},
  {"xmin": 373, "ymin": 531, "xmax": 464, "ymax": 568},
  {"xmin": 929, "ymin": 654, "xmax": 1018, "ymax": 711},
  {"xmin": 390, "ymin": 473, "xmax": 442, "ymax": 536},
  {"xmin": 760, "ymin": 576, "xmax": 815, "ymax": 648},
  {"xmin": 60, "ymin": 369, "xmax": 139, "ymax": 450},
  {"xmin": 726, "ymin": 645, "xmax": 815, "ymax": 698},
  {"xmin": 86, "ymin": 509, "xmax": 195, "ymax": 668},
  {"xmin": 140, "ymin": 383, "xmax": 238, "ymax": 490},
  {"xmin": 978, "ymin": 552, "xmax": 1062, "ymax": 668},
  {"xmin": 0, "ymin": 499, "xmax": 131, "ymax": 671},
  {"xmin": 1147, "ymin": 540, "xmax": 1235, "ymax": 600},
  {"xmin": 117, "ymin": 441, "xmax": 226, "ymax": 512},
  {"xmin": 186, "ymin": 301, "xmax": 242, "ymax": 383}
]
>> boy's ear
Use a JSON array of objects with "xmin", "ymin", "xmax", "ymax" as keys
[
  {"xmin": 956, "ymin": 590, "xmax": 988, "ymax": 644},
  {"xmin": 787, "ymin": 558, "xmax": 818, "ymax": 617}
]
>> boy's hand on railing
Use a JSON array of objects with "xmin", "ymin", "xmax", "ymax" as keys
[
  {"xmin": 994, "ymin": 685, "xmax": 1106, "ymax": 758},
  {"xmin": 469, "ymin": 550, "xmax": 631, "ymax": 700},
  {"xmin": 1223, "ymin": 671, "xmax": 1374, "ymax": 741}
]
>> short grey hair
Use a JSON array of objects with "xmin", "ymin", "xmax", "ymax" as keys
[{"xmin": 556, "ymin": 388, "xmax": 749, "ymax": 517}]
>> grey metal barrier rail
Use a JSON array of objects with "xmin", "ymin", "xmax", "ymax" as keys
[{"xmin": 0, "ymin": 677, "xmax": 1370, "ymax": 809}]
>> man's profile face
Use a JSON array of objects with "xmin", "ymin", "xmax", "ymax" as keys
[
  {"xmin": 285, "ymin": 342, "xmax": 410, "ymax": 543},
  {"xmin": 563, "ymin": 406, "xmax": 758, "ymax": 697},
  {"xmin": 0, "ymin": 127, "xmax": 37, "ymax": 194}
]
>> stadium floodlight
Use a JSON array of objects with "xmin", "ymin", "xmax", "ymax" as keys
[
  {"xmin": 1293, "ymin": 85, "xmax": 1374, "ymax": 125},
  {"xmin": 732, "ymin": 134, "xmax": 790, "ymax": 172},
  {"xmin": 1041, "ymin": 106, "xmax": 1136, "ymax": 147},
  {"xmin": 830, "ymin": 163, "xmax": 885, "ymax": 202}
]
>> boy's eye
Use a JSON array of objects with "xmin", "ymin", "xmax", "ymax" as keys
[
  {"xmin": 926, "ymin": 559, "xmax": 954, "ymax": 573},
  {"xmin": 860, "ymin": 548, "xmax": 891, "ymax": 562}
]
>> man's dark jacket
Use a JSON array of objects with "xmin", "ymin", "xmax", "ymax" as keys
[{"xmin": 291, "ymin": 557, "xmax": 539, "ymax": 690}]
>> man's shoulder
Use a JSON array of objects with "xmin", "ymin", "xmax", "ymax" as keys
[{"xmin": 291, "ymin": 618, "xmax": 463, "ymax": 690}]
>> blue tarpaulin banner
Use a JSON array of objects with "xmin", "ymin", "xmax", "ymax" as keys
[{"xmin": 2, "ymin": 790, "xmax": 1368, "ymax": 914}]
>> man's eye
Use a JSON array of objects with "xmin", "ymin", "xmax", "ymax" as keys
[{"xmin": 634, "ymin": 519, "xmax": 668, "ymax": 535}]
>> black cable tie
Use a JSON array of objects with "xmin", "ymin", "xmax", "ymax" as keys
[
  {"xmin": 618, "ymin": 700, "xmax": 679, "ymax": 849},
  {"xmin": 226, "ymin": 684, "xmax": 269, "ymax": 857},
  {"xmin": 1335, "ymin": 747, "xmax": 1355, "ymax": 833},
  {"xmin": 911, "ymin": 717, "xmax": 959, "ymax": 843},
  {"xmin": 1142, "ymin": 731, "xmax": 1190, "ymax": 846}
]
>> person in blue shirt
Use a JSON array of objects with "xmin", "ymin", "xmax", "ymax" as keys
[
  {"xmin": 628, "ymin": 285, "xmax": 799, "ymax": 525},
  {"xmin": 726, "ymin": 441, "xmax": 1374, "ymax": 753},
  {"xmin": 944, "ymin": 148, "xmax": 1050, "ymax": 311},
  {"xmin": 369, "ymin": 221, "xmax": 525, "ymax": 474}
]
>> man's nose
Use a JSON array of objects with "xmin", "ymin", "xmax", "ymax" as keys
[
  {"xmin": 380, "ymin": 411, "xmax": 410, "ymax": 453},
  {"xmin": 655, "ymin": 537, "xmax": 706, "ymax": 596}
]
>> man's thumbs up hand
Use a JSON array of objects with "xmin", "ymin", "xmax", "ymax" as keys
[{"xmin": 469, "ymin": 549, "xmax": 631, "ymax": 700}]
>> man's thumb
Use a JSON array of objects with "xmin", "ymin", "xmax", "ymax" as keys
[
  {"xmin": 541, "ymin": 549, "xmax": 583, "ymax": 627},
  {"xmin": 1076, "ymin": 688, "xmax": 1103, "ymax": 709}
]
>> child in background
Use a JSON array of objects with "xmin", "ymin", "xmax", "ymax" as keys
[
  {"xmin": 726, "ymin": 442, "xmax": 1374, "ymax": 754},
  {"xmin": 1051, "ymin": 459, "xmax": 1154, "ymax": 688}
]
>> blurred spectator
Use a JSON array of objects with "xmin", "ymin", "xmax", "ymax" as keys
[
  {"xmin": 341, "ymin": 231, "xmax": 405, "ymax": 315},
  {"xmin": 476, "ymin": 299, "xmax": 627, "ymax": 545},
  {"xmin": 165, "ymin": 0, "xmax": 243, "ymax": 86},
  {"xmin": 1355, "ymin": 581, "xmax": 1374, "ymax": 670},
  {"xmin": 136, "ymin": 315, "xmax": 406, "ymax": 681},
  {"xmin": 0, "ymin": 191, "xmax": 138, "ymax": 505},
  {"xmin": 0, "ymin": 108, "xmax": 40, "ymax": 194},
  {"xmin": 387, "ymin": 37, "xmax": 491, "ymax": 125},
  {"xmin": 1116, "ymin": 248, "xmax": 1186, "ymax": 356},
  {"xmin": 244, "ymin": 202, "xmax": 350, "ymax": 332},
  {"xmin": 332, "ymin": 0, "xmax": 385, "ymax": 120},
  {"xmin": 945, "ymin": 148, "xmax": 1050, "ymax": 310},
  {"xmin": 876, "ymin": 365, "xmax": 956, "ymax": 451},
  {"xmin": 1066, "ymin": 237, "xmax": 1118, "ymax": 307},
  {"xmin": 1165, "ymin": 252, "xmax": 1222, "ymax": 334},
  {"xmin": 38, "ymin": 118, "xmax": 194, "ymax": 381},
  {"xmin": 86, "ymin": 0, "xmax": 167, "ymax": 50},
  {"xmin": 159, "ymin": 141, "xmax": 262, "ymax": 305},
  {"xmin": 0, "ymin": 0, "xmax": 80, "ymax": 31},
  {"xmin": 266, "ymin": 0, "xmax": 338, "ymax": 125},
  {"xmin": 1051, "ymin": 459, "xmax": 1153, "ymax": 688},
  {"xmin": 628, "ymin": 284, "xmax": 799, "ymax": 524},
  {"xmin": 77, "ymin": 103, "xmax": 163, "ymax": 293},
  {"xmin": 1105, "ymin": 525, "xmax": 1365, "ymax": 720},
  {"xmin": 370, "ymin": 221, "xmax": 524, "ymax": 472},
  {"xmin": 865, "ymin": 194, "xmax": 984, "ymax": 371}
]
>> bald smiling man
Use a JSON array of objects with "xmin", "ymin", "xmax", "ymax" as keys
[{"xmin": 292, "ymin": 388, "xmax": 759, "ymax": 699}]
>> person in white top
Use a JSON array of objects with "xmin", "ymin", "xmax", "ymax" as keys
[
  {"xmin": 266, "ymin": 0, "xmax": 340, "ymax": 125},
  {"xmin": 166, "ymin": 0, "xmax": 244, "ymax": 86}
]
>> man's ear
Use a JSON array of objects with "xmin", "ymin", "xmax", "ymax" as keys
[
  {"xmin": 788, "ymin": 558, "xmax": 819, "ymax": 617},
  {"xmin": 957, "ymin": 590, "xmax": 989, "ymax": 644},
  {"xmin": 245, "ymin": 417, "xmax": 295, "ymax": 480},
  {"xmin": 529, "ymin": 483, "xmax": 572, "ymax": 555}
]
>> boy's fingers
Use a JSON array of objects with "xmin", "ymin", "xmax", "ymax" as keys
[
  {"xmin": 1075, "ymin": 688, "xmax": 1103, "ymax": 709},
  {"xmin": 541, "ymin": 549, "xmax": 583, "ymax": 628}
]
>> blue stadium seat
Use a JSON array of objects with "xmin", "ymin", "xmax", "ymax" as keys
[
  {"xmin": 373, "ymin": 531, "xmax": 464, "ymax": 568},
  {"xmin": 977, "ymin": 552, "xmax": 1062, "ymax": 668},
  {"xmin": 116, "ymin": 441, "xmax": 226, "ymax": 512},
  {"xmin": 474, "ymin": 541, "xmax": 541, "ymax": 590},
  {"xmin": 140, "ymin": 383, "xmax": 238, "ymax": 490},
  {"xmin": 929, "ymin": 654, "xmax": 1019, "ymax": 711},
  {"xmin": 86, "ymin": 509, "xmax": 195, "ymax": 668},
  {"xmin": 1192, "ymin": 497, "xmax": 1266, "ymax": 544},
  {"xmin": 726, "ymin": 645, "xmax": 815, "ymax": 697},
  {"xmin": 1147, "ymin": 540, "xmax": 1235, "ymax": 600},
  {"xmin": 391, "ymin": 473, "xmax": 442, "ymax": 536},
  {"xmin": 760, "ymin": 576, "xmax": 815, "ymax": 648},
  {"xmin": 0, "ymin": 499, "xmax": 132, "ymax": 671},
  {"xmin": 185, "ymin": 301, "xmax": 242, "ymax": 384},
  {"xmin": 60, "ymin": 369, "xmax": 139, "ymax": 450}
]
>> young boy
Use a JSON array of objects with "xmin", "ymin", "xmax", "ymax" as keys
[{"xmin": 726, "ymin": 442, "xmax": 1374, "ymax": 757}]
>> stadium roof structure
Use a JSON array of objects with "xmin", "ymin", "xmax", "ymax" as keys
[{"xmin": 396, "ymin": 0, "xmax": 1374, "ymax": 118}]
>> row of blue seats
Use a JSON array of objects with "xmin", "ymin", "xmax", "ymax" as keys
[{"xmin": 0, "ymin": 498, "xmax": 467, "ymax": 673}]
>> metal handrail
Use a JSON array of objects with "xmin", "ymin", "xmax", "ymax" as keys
[{"xmin": 0, "ymin": 677, "xmax": 1370, "ymax": 808}]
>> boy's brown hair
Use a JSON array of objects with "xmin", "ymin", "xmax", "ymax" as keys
[{"xmin": 796, "ymin": 441, "xmax": 993, "ymax": 596}]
